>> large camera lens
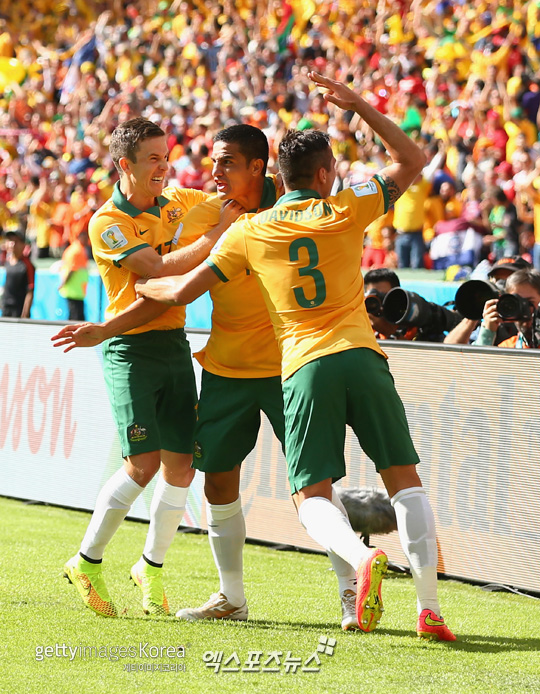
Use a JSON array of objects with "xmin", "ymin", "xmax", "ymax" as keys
[
  {"xmin": 454, "ymin": 280, "xmax": 500, "ymax": 320},
  {"xmin": 364, "ymin": 289, "xmax": 384, "ymax": 317}
]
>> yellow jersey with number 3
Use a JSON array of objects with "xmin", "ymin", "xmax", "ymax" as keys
[
  {"xmin": 207, "ymin": 176, "xmax": 389, "ymax": 381},
  {"xmin": 89, "ymin": 182, "xmax": 208, "ymax": 333}
]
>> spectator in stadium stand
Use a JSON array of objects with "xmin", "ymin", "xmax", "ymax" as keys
[
  {"xmin": 174, "ymin": 142, "xmax": 212, "ymax": 191},
  {"xmin": 392, "ymin": 139, "xmax": 446, "ymax": 269},
  {"xmin": 2, "ymin": 0, "xmax": 540, "ymax": 282},
  {"xmin": 0, "ymin": 229, "xmax": 35, "ymax": 318},
  {"xmin": 472, "ymin": 267, "xmax": 540, "ymax": 348},
  {"xmin": 57, "ymin": 230, "xmax": 90, "ymax": 322},
  {"xmin": 480, "ymin": 186, "xmax": 521, "ymax": 260}
]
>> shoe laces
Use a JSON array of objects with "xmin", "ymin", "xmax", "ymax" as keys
[{"xmin": 341, "ymin": 589, "xmax": 356, "ymax": 614}]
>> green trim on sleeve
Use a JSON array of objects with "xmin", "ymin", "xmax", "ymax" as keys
[
  {"xmin": 372, "ymin": 174, "xmax": 389, "ymax": 214},
  {"xmin": 112, "ymin": 243, "xmax": 150, "ymax": 267},
  {"xmin": 205, "ymin": 259, "xmax": 229, "ymax": 283}
]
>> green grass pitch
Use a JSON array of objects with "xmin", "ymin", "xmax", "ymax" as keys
[{"xmin": 1, "ymin": 496, "xmax": 540, "ymax": 694}]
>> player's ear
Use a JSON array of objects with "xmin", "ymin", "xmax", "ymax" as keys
[
  {"xmin": 118, "ymin": 156, "xmax": 130, "ymax": 174},
  {"xmin": 250, "ymin": 158, "xmax": 264, "ymax": 177}
]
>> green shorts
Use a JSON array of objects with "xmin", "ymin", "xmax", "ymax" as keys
[
  {"xmin": 102, "ymin": 329, "xmax": 197, "ymax": 458},
  {"xmin": 193, "ymin": 370, "xmax": 285, "ymax": 473},
  {"xmin": 282, "ymin": 347, "xmax": 419, "ymax": 494}
]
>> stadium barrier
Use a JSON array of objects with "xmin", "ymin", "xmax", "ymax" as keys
[{"xmin": 1, "ymin": 319, "xmax": 539, "ymax": 594}]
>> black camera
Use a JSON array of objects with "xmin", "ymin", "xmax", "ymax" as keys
[
  {"xmin": 381, "ymin": 287, "xmax": 462, "ymax": 341},
  {"xmin": 365, "ymin": 288, "xmax": 385, "ymax": 317},
  {"xmin": 497, "ymin": 293, "xmax": 534, "ymax": 322},
  {"xmin": 454, "ymin": 280, "xmax": 500, "ymax": 320}
]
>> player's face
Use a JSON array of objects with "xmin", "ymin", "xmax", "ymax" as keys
[
  {"xmin": 511, "ymin": 282, "xmax": 540, "ymax": 332},
  {"xmin": 124, "ymin": 136, "xmax": 169, "ymax": 197},
  {"xmin": 212, "ymin": 142, "xmax": 258, "ymax": 200}
]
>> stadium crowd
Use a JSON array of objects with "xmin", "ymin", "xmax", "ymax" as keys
[{"xmin": 1, "ymin": 0, "xmax": 540, "ymax": 290}]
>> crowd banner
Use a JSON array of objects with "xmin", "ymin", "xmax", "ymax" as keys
[{"xmin": 1, "ymin": 320, "xmax": 539, "ymax": 594}]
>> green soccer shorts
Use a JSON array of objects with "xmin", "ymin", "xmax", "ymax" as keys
[
  {"xmin": 102, "ymin": 329, "xmax": 197, "ymax": 458},
  {"xmin": 192, "ymin": 370, "xmax": 285, "ymax": 472},
  {"xmin": 282, "ymin": 347, "xmax": 419, "ymax": 493}
]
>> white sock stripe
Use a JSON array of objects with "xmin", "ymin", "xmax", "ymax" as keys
[
  {"xmin": 390, "ymin": 486, "xmax": 425, "ymax": 507},
  {"xmin": 153, "ymin": 476, "xmax": 189, "ymax": 508},
  {"xmin": 207, "ymin": 497, "xmax": 242, "ymax": 522},
  {"xmin": 111, "ymin": 467, "xmax": 144, "ymax": 507}
]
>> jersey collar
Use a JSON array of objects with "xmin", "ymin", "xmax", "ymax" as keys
[
  {"xmin": 247, "ymin": 176, "xmax": 277, "ymax": 213},
  {"xmin": 112, "ymin": 182, "xmax": 169, "ymax": 219},
  {"xmin": 276, "ymin": 188, "xmax": 322, "ymax": 206}
]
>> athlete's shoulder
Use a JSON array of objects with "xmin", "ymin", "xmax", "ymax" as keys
[
  {"xmin": 89, "ymin": 199, "xmax": 135, "ymax": 233},
  {"xmin": 162, "ymin": 185, "xmax": 210, "ymax": 209}
]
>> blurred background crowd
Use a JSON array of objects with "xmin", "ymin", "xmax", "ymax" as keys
[{"xmin": 1, "ymin": 0, "xmax": 540, "ymax": 317}]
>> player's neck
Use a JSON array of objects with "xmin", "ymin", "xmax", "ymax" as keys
[
  {"xmin": 237, "ymin": 177, "xmax": 265, "ymax": 212},
  {"xmin": 120, "ymin": 180, "xmax": 156, "ymax": 212}
]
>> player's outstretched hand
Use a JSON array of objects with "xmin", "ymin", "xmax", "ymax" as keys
[
  {"xmin": 308, "ymin": 71, "xmax": 359, "ymax": 112},
  {"xmin": 51, "ymin": 323, "xmax": 106, "ymax": 352}
]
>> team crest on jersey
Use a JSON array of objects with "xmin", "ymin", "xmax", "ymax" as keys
[
  {"xmin": 101, "ymin": 225, "xmax": 128, "ymax": 250},
  {"xmin": 194, "ymin": 441, "xmax": 203, "ymax": 459},
  {"xmin": 128, "ymin": 424, "xmax": 148, "ymax": 443},
  {"xmin": 351, "ymin": 180, "xmax": 378, "ymax": 198},
  {"xmin": 167, "ymin": 207, "xmax": 183, "ymax": 224}
]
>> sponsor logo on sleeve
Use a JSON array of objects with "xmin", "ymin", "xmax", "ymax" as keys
[
  {"xmin": 351, "ymin": 180, "xmax": 378, "ymax": 198},
  {"xmin": 101, "ymin": 225, "xmax": 129, "ymax": 250}
]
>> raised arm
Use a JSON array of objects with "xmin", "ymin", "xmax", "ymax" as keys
[{"xmin": 308, "ymin": 71, "xmax": 426, "ymax": 205}]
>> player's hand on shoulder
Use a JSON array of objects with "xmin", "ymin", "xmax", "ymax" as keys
[{"xmin": 219, "ymin": 199, "xmax": 247, "ymax": 227}]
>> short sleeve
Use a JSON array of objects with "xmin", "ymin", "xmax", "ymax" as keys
[
  {"xmin": 332, "ymin": 177, "xmax": 386, "ymax": 230},
  {"xmin": 206, "ymin": 221, "xmax": 249, "ymax": 283},
  {"xmin": 89, "ymin": 213, "xmax": 148, "ymax": 267}
]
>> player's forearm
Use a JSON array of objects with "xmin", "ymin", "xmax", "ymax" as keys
[
  {"xmin": 136, "ymin": 276, "xmax": 189, "ymax": 305},
  {"xmin": 160, "ymin": 230, "xmax": 219, "ymax": 276},
  {"xmin": 137, "ymin": 263, "xmax": 216, "ymax": 306},
  {"xmin": 99, "ymin": 297, "xmax": 169, "ymax": 339},
  {"xmin": 351, "ymin": 95, "xmax": 426, "ymax": 171}
]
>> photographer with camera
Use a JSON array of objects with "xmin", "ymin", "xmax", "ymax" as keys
[
  {"xmin": 472, "ymin": 268, "xmax": 540, "ymax": 348},
  {"xmin": 444, "ymin": 256, "xmax": 532, "ymax": 345},
  {"xmin": 364, "ymin": 269, "xmax": 416, "ymax": 340},
  {"xmin": 364, "ymin": 268, "xmax": 460, "ymax": 342}
]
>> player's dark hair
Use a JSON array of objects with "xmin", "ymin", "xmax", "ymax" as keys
[
  {"xmin": 213, "ymin": 124, "xmax": 269, "ymax": 175},
  {"xmin": 278, "ymin": 130, "xmax": 332, "ymax": 189},
  {"xmin": 364, "ymin": 268, "xmax": 401, "ymax": 288},
  {"xmin": 110, "ymin": 117, "xmax": 165, "ymax": 174}
]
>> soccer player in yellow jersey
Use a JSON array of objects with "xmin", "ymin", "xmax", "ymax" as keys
[
  {"xmin": 52, "ymin": 117, "xmax": 242, "ymax": 619},
  {"xmin": 137, "ymin": 74, "xmax": 456, "ymax": 641}
]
